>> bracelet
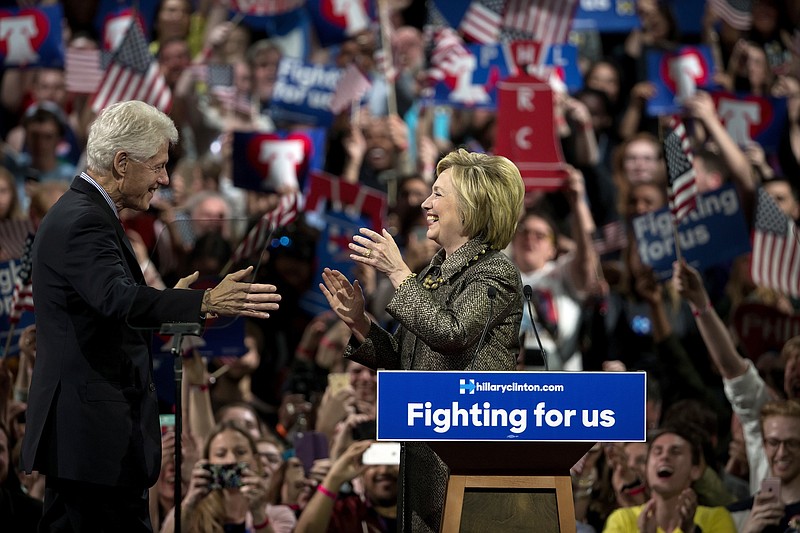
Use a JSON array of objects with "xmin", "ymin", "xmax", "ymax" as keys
[
  {"xmin": 252, "ymin": 516, "xmax": 270, "ymax": 530},
  {"xmin": 190, "ymin": 383, "xmax": 209, "ymax": 392},
  {"xmin": 691, "ymin": 301, "xmax": 713, "ymax": 317},
  {"xmin": 295, "ymin": 347, "xmax": 314, "ymax": 358},
  {"xmin": 317, "ymin": 484, "xmax": 337, "ymax": 500}
]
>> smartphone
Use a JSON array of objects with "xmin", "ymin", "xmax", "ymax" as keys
[
  {"xmin": 159, "ymin": 414, "xmax": 175, "ymax": 435},
  {"xmin": 204, "ymin": 462, "xmax": 246, "ymax": 490},
  {"xmin": 327, "ymin": 372, "xmax": 350, "ymax": 396},
  {"xmin": 294, "ymin": 431, "xmax": 329, "ymax": 475},
  {"xmin": 362, "ymin": 442, "xmax": 401, "ymax": 466},
  {"xmin": 761, "ymin": 476, "xmax": 781, "ymax": 500}
]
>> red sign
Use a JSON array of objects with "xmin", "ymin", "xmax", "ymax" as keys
[
  {"xmin": 733, "ymin": 302, "xmax": 800, "ymax": 360},
  {"xmin": 494, "ymin": 74, "xmax": 569, "ymax": 192}
]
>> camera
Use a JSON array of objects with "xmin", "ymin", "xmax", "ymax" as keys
[{"xmin": 203, "ymin": 462, "xmax": 246, "ymax": 490}]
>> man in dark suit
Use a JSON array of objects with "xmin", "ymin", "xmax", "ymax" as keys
[{"xmin": 20, "ymin": 100, "xmax": 282, "ymax": 532}]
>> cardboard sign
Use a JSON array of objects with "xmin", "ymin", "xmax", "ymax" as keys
[
  {"xmin": 631, "ymin": 183, "xmax": 751, "ymax": 280},
  {"xmin": 0, "ymin": 4, "xmax": 64, "ymax": 68},
  {"xmin": 270, "ymin": 58, "xmax": 343, "ymax": 127},
  {"xmin": 646, "ymin": 45, "xmax": 717, "ymax": 116},
  {"xmin": 494, "ymin": 74, "xmax": 569, "ymax": 191}
]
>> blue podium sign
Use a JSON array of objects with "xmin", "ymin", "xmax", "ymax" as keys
[{"xmin": 376, "ymin": 371, "xmax": 646, "ymax": 442}]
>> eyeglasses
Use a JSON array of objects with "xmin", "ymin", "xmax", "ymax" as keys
[
  {"xmin": 130, "ymin": 157, "xmax": 167, "ymax": 175},
  {"xmin": 764, "ymin": 438, "xmax": 800, "ymax": 452},
  {"xmin": 515, "ymin": 228, "xmax": 553, "ymax": 241}
]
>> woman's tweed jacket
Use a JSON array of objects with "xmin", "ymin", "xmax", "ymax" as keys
[{"xmin": 345, "ymin": 237, "xmax": 523, "ymax": 532}]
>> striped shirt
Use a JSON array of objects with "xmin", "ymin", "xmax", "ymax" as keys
[{"xmin": 79, "ymin": 172, "xmax": 119, "ymax": 219}]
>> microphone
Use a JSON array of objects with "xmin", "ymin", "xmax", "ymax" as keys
[
  {"xmin": 523, "ymin": 285, "xmax": 549, "ymax": 371},
  {"xmin": 469, "ymin": 286, "xmax": 497, "ymax": 370}
]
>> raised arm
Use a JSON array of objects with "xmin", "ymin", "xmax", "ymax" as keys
[
  {"xmin": 564, "ymin": 167, "xmax": 599, "ymax": 296},
  {"xmin": 672, "ymin": 260, "xmax": 747, "ymax": 379}
]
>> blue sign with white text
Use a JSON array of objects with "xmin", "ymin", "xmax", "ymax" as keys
[
  {"xmin": 632, "ymin": 183, "xmax": 751, "ymax": 280},
  {"xmin": 270, "ymin": 58, "xmax": 342, "ymax": 127},
  {"xmin": 573, "ymin": 0, "xmax": 639, "ymax": 33},
  {"xmin": 376, "ymin": 371, "xmax": 646, "ymax": 442},
  {"xmin": 646, "ymin": 45, "xmax": 718, "ymax": 116}
]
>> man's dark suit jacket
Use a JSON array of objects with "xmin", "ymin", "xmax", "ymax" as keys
[{"xmin": 21, "ymin": 177, "xmax": 204, "ymax": 489}]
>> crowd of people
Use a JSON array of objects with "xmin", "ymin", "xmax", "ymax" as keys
[{"xmin": 1, "ymin": 0, "xmax": 800, "ymax": 531}]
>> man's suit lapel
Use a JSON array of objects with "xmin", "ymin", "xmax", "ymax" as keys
[{"xmin": 71, "ymin": 178, "xmax": 144, "ymax": 283}]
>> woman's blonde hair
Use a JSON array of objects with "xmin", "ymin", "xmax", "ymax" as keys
[{"xmin": 436, "ymin": 149, "xmax": 524, "ymax": 250}]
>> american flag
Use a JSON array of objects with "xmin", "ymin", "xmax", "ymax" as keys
[
  {"xmin": 204, "ymin": 63, "xmax": 252, "ymax": 114},
  {"xmin": 229, "ymin": 0, "xmax": 305, "ymax": 16},
  {"xmin": 708, "ymin": 0, "xmax": 752, "ymax": 31},
  {"xmin": 91, "ymin": 21, "xmax": 172, "ymax": 114},
  {"xmin": 373, "ymin": 18, "xmax": 397, "ymax": 84},
  {"xmin": 663, "ymin": 118, "xmax": 698, "ymax": 222},
  {"xmin": 593, "ymin": 220, "xmax": 628, "ymax": 256},
  {"xmin": 330, "ymin": 64, "xmax": 372, "ymax": 114},
  {"xmin": 65, "ymin": 47, "xmax": 104, "ymax": 94},
  {"xmin": 208, "ymin": 64, "xmax": 235, "ymax": 87},
  {"xmin": 231, "ymin": 192, "xmax": 303, "ymax": 264},
  {"xmin": 460, "ymin": 0, "xmax": 503, "ymax": 44},
  {"xmin": 211, "ymin": 87, "xmax": 253, "ymax": 115},
  {"xmin": 501, "ymin": 0, "xmax": 579, "ymax": 54},
  {"xmin": 0, "ymin": 219, "xmax": 35, "ymax": 260},
  {"xmin": 427, "ymin": 27, "xmax": 472, "ymax": 84},
  {"xmin": 751, "ymin": 188, "xmax": 800, "ymax": 298},
  {"xmin": 9, "ymin": 234, "xmax": 35, "ymax": 324}
]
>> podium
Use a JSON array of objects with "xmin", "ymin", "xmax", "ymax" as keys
[
  {"xmin": 430, "ymin": 441, "xmax": 592, "ymax": 532},
  {"xmin": 376, "ymin": 371, "xmax": 646, "ymax": 533}
]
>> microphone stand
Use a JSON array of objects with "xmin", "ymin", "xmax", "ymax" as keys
[
  {"xmin": 159, "ymin": 322, "xmax": 202, "ymax": 533},
  {"xmin": 523, "ymin": 285, "xmax": 549, "ymax": 371}
]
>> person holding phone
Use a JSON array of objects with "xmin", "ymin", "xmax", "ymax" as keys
[
  {"xmin": 160, "ymin": 420, "xmax": 293, "ymax": 533},
  {"xmin": 727, "ymin": 399, "xmax": 800, "ymax": 532},
  {"xmin": 295, "ymin": 440, "xmax": 398, "ymax": 533},
  {"xmin": 320, "ymin": 149, "xmax": 525, "ymax": 532}
]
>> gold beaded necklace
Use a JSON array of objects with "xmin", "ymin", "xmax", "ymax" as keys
[{"xmin": 421, "ymin": 246, "xmax": 490, "ymax": 290}]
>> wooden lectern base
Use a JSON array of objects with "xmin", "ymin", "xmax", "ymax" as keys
[
  {"xmin": 428, "ymin": 441, "xmax": 589, "ymax": 533},
  {"xmin": 440, "ymin": 475, "xmax": 575, "ymax": 533}
]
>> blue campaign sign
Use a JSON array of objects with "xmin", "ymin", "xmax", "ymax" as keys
[
  {"xmin": 646, "ymin": 45, "xmax": 717, "ymax": 116},
  {"xmin": 573, "ymin": 0, "xmax": 703, "ymax": 35},
  {"xmin": 670, "ymin": 0, "xmax": 705, "ymax": 36},
  {"xmin": 306, "ymin": 0, "xmax": 376, "ymax": 48},
  {"xmin": 712, "ymin": 92, "xmax": 788, "ymax": 153},
  {"xmin": 270, "ymin": 58, "xmax": 342, "ymax": 127},
  {"xmin": 543, "ymin": 44, "xmax": 583, "ymax": 93},
  {"xmin": 427, "ymin": 43, "xmax": 514, "ymax": 110},
  {"xmin": 232, "ymin": 128, "xmax": 326, "ymax": 193},
  {"xmin": 377, "ymin": 370, "xmax": 646, "ymax": 442},
  {"xmin": 0, "ymin": 4, "xmax": 65, "ymax": 68},
  {"xmin": 572, "ymin": 0, "xmax": 639, "ymax": 33},
  {"xmin": 632, "ymin": 183, "xmax": 751, "ymax": 280}
]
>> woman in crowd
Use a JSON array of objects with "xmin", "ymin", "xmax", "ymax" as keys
[{"xmin": 160, "ymin": 421, "xmax": 279, "ymax": 533}]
